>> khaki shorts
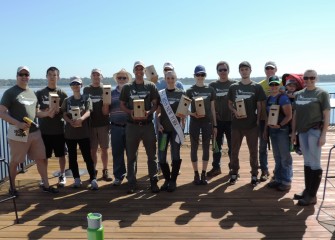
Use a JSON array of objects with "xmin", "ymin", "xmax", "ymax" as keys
[
  {"xmin": 89, "ymin": 125, "xmax": 110, "ymax": 149},
  {"xmin": 9, "ymin": 130, "xmax": 46, "ymax": 164}
]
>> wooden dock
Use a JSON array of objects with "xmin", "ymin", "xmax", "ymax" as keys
[{"xmin": 1, "ymin": 132, "xmax": 335, "ymax": 239}]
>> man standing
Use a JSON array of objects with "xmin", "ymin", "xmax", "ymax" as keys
[
  {"xmin": 258, "ymin": 61, "xmax": 278, "ymax": 181},
  {"xmin": 228, "ymin": 61, "xmax": 266, "ymax": 186},
  {"xmin": 83, "ymin": 69, "xmax": 111, "ymax": 181},
  {"xmin": 36, "ymin": 67, "xmax": 68, "ymax": 186},
  {"xmin": 0, "ymin": 66, "xmax": 58, "ymax": 194},
  {"xmin": 207, "ymin": 61, "xmax": 236, "ymax": 178},
  {"xmin": 120, "ymin": 61, "xmax": 159, "ymax": 194}
]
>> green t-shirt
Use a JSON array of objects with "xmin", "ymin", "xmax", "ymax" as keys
[
  {"xmin": 83, "ymin": 85, "xmax": 109, "ymax": 128},
  {"xmin": 61, "ymin": 95, "xmax": 92, "ymax": 139},
  {"xmin": 0, "ymin": 85, "xmax": 38, "ymax": 133},
  {"xmin": 227, "ymin": 81, "xmax": 266, "ymax": 129},
  {"xmin": 35, "ymin": 87, "xmax": 67, "ymax": 135},
  {"xmin": 119, "ymin": 80, "xmax": 159, "ymax": 122},
  {"xmin": 209, "ymin": 79, "xmax": 237, "ymax": 121},
  {"xmin": 186, "ymin": 84, "xmax": 216, "ymax": 122},
  {"xmin": 158, "ymin": 88, "xmax": 184, "ymax": 132},
  {"xmin": 294, "ymin": 87, "xmax": 330, "ymax": 133}
]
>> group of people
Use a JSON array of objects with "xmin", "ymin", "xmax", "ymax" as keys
[{"xmin": 0, "ymin": 60, "xmax": 330, "ymax": 206}]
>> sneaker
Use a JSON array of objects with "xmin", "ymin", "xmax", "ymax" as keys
[
  {"xmin": 260, "ymin": 171, "xmax": 270, "ymax": 182},
  {"xmin": 39, "ymin": 179, "xmax": 44, "ymax": 188},
  {"xmin": 251, "ymin": 176, "xmax": 258, "ymax": 186},
  {"xmin": 267, "ymin": 180, "xmax": 281, "ymax": 188},
  {"xmin": 90, "ymin": 179, "xmax": 99, "ymax": 190},
  {"xmin": 160, "ymin": 180, "xmax": 169, "ymax": 191},
  {"xmin": 127, "ymin": 184, "xmax": 137, "ymax": 194},
  {"xmin": 201, "ymin": 173, "xmax": 208, "ymax": 185},
  {"xmin": 113, "ymin": 178, "xmax": 122, "ymax": 186},
  {"xmin": 150, "ymin": 180, "xmax": 160, "ymax": 193},
  {"xmin": 8, "ymin": 188, "xmax": 19, "ymax": 197},
  {"xmin": 277, "ymin": 184, "xmax": 291, "ymax": 191},
  {"xmin": 102, "ymin": 169, "xmax": 113, "ymax": 182},
  {"xmin": 42, "ymin": 186, "xmax": 59, "ymax": 194},
  {"xmin": 73, "ymin": 178, "xmax": 82, "ymax": 188},
  {"xmin": 193, "ymin": 172, "xmax": 201, "ymax": 185},
  {"xmin": 207, "ymin": 168, "xmax": 222, "ymax": 178},
  {"xmin": 58, "ymin": 174, "xmax": 66, "ymax": 187},
  {"xmin": 229, "ymin": 174, "xmax": 238, "ymax": 185}
]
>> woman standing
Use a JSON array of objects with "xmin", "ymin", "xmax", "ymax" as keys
[
  {"xmin": 156, "ymin": 71, "xmax": 185, "ymax": 192},
  {"xmin": 61, "ymin": 77, "xmax": 98, "ymax": 190},
  {"xmin": 265, "ymin": 76, "xmax": 293, "ymax": 191},
  {"xmin": 186, "ymin": 65, "xmax": 217, "ymax": 185},
  {"xmin": 110, "ymin": 69, "xmax": 131, "ymax": 186},
  {"xmin": 292, "ymin": 69, "xmax": 330, "ymax": 206}
]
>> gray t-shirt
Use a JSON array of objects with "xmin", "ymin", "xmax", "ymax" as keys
[
  {"xmin": 61, "ymin": 95, "xmax": 92, "ymax": 139},
  {"xmin": 35, "ymin": 87, "xmax": 67, "ymax": 135},
  {"xmin": 294, "ymin": 87, "xmax": 330, "ymax": 133},
  {"xmin": 83, "ymin": 85, "xmax": 109, "ymax": 128},
  {"xmin": 119, "ymin": 80, "xmax": 159, "ymax": 122},
  {"xmin": 228, "ymin": 81, "xmax": 266, "ymax": 129},
  {"xmin": 209, "ymin": 79, "xmax": 237, "ymax": 121},
  {"xmin": 186, "ymin": 84, "xmax": 216, "ymax": 122},
  {"xmin": 0, "ymin": 85, "xmax": 38, "ymax": 133},
  {"xmin": 158, "ymin": 88, "xmax": 184, "ymax": 132}
]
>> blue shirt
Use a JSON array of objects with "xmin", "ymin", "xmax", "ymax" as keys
[
  {"xmin": 156, "ymin": 79, "xmax": 184, "ymax": 91},
  {"xmin": 110, "ymin": 86, "xmax": 128, "ymax": 124}
]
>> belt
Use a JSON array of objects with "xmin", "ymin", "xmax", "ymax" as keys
[
  {"xmin": 127, "ymin": 120, "xmax": 151, "ymax": 126},
  {"xmin": 111, "ymin": 122, "xmax": 126, "ymax": 128}
]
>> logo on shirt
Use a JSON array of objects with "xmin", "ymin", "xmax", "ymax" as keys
[
  {"xmin": 295, "ymin": 95, "xmax": 317, "ymax": 105},
  {"xmin": 18, "ymin": 95, "xmax": 35, "ymax": 106},
  {"xmin": 235, "ymin": 89, "xmax": 254, "ymax": 100}
]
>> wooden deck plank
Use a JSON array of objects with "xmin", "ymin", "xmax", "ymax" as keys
[{"xmin": 1, "ymin": 133, "xmax": 335, "ymax": 239}]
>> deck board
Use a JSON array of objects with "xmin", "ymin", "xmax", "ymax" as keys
[{"xmin": 1, "ymin": 133, "xmax": 335, "ymax": 239}]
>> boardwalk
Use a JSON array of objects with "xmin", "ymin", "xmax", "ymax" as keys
[{"xmin": 1, "ymin": 133, "xmax": 335, "ymax": 239}]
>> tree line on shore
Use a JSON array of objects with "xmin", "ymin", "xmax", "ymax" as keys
[{"xmin": 0, "ymin": 75, "xmax": 334, "ymax": 87}]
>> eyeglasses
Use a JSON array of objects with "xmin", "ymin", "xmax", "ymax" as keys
[
  {"xmin": 70, "ymin": 82, "xmax": 81, "ymax": 86},
  {"xmin": 195, "ymin": 73, "xmax": 206, "ymax": 77},
  {"xmin": 218, "ymin": 69, "xmax": 228, "ymax": 72},
  {"xmin": 265, "ymin": 67, "xmax": 275, "ymax": 70},
  {"xmin": 117, "ymin": 77, "xmax": 127, "ymax": 80},
  {"xmin": 164, "ymin": 68, "xmax": 173, "ymax": 72},
  {"xmin": 303, "ymin": 76, "xmax": 316, "ymax": 81},
  {"xmin": 269, "ymin": 83, "xmax": 279, "ymax": 87},
  {"xmin": 18, "ymin": 73, "xmax": 30, "ymax": 77}
]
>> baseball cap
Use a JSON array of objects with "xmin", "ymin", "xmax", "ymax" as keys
[
  {"xmin": 133, "ymin": 61, "xmax": 145, "ymax": 69},
  {"xmin": 163, "ymin": 62, "xmax": 174, "ymax": 70},
  {"xmin": 194, "ymin": 65, "xmax": 206, "ymax": 74},
  {"xmin": 91, "ymin": 68, "xmax": 102, "ymax": 75},
  {"xmin": 239, "ymin": 61, "xmax": 251, "ymax": 69},
  {"xmin": 17, "ymin": 66, "xmax": 30, "ymax": 73},
  {"xmin": 286, "ymin": 79, "xmax": 297, "ymax": 86},
  {"xmin": 268, "ymin": 75, "xmax": 281, "ymax": 85},
  {"xmin": 264, "ymin": 61, "xmax": 277, "ymax": 69},
  {"xmin": 69, "ymin": 76, "xmax": 82, "ymax": 85}
]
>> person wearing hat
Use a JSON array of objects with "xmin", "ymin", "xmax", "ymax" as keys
[
  {"xmin": 285, "ymin": 79, "xmax": 298, "ymax": 103},
  {"xmin": 186, "ymin": 65, "xmax": 217, "ymax": 185},
  {"xmin": 83, "ymin": 69, "xmax": 111, "ymax": 181},
  {"xmin": 155, "ymin": 62, "xmax": 184, "ymax": 91},
  {"xmin": 61, "ymin": 76, "xmax": 98, "ymax": 190},
  {"xmin": 0, "ymin": 66, "xmax": 59, "ymax": 195},
  {"xmin": 120, "ymin": 61, "xmax": 160, "ymax": 194},
  {"xmin": 207, "ymin": 61, "xmax": 237, "ymax": 178},
  {"xmin": 227, "ymin": 61, "xmax": 266, "ymax": 186},
  {"xmin": 264, "ymin": 75, "xmax": 293, "ymax": 191},
  {"xmin": 109, "ymin": 68, "xmax": 132, "ymax": 186},
  {"xmin": 36, "ymin": 66, "xmax": 68, "ymax": 187},
  {"xmin": 257, "ymin": 61, "xmax": 282, "ymax": 182}
]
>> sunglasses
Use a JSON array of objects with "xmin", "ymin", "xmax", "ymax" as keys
[
  {"xmin": 303, "ymin": 76, "xmax": 316, "ymax": 81},
  {"xmin": 18, "ymin": 73, "xmax": 30, "ymax": 77},
  {"xmin": 269, "ymin": 83, "xmax": 279, "ymax": 87},
  {"xmin": 218, "ymin": 69, "xmax": 228, "ymax": 72},
  {"xmin": 70, "ymin": 82, "xmax": 81, "ymax": 86},
  {"xmin": 117, "ymin": 77, "xmax": 127, "ymax": 80},
  {"xmin": 195, "ymin": 73, "xmax": 206, "ymax": 77},
  {"xmin": 265, "ymin": 67, "xmax": 275, "ymax": 70}
]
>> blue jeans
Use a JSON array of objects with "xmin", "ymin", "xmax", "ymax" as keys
[
  {"xmin": 158, "ymin": 131, "xmax": 181, "ymax": 164},
  {"xmin": 269, "ymin": 126, "xmax": 293, "ymax": 185},
  {"xmin": 212, "ymin": 120, "xmax": 232, "ymax": 169},
  {"xmin": 110, "ymin": 125, "xmax": 127, "ymax": 180},
  {"xmin": 299, "ymin": 128, "xmax": 322, "ymax": 170},
  {"xmin": 258, "ymin": 120, "xmax": 268, "ymax": 172}
]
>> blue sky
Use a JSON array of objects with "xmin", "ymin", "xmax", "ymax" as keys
[{"xmin": 1, "ymin": 0, "xmax": 334, "ymax": 80}]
